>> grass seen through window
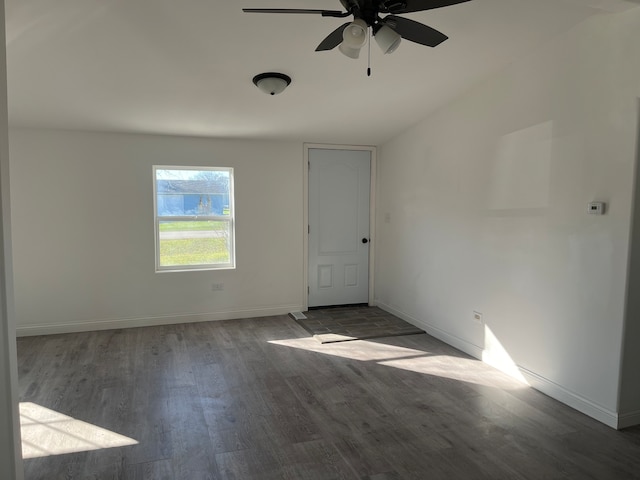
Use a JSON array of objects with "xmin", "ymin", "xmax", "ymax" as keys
[{"xmin": 158, "ymin": 221, "xmax": 231, "ymax": 267}]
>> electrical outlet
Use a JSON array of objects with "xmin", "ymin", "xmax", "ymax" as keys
[
  {"xmin": 211, "ymin": 283, "xmax": 224, "ymax": 291},
  {"xmin": 588, "ymin": 202, "xmax": 605, "ymax": 215},
  {"xmin": 473, "ymin": 311, "xmax": 483, "ymax": 324}
]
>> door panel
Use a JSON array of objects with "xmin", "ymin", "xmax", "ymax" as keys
[{"xmin": 308, "ymin": 148, "xmax": 371, "ymax": 307}]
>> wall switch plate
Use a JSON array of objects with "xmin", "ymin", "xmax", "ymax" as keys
[
  {"xmin": 588, "ymin": 202, "xmax": 605, "ymax": 215},
  {"xmin": 473, "ymin": 311, "xmax": 483, "ymax": 324}
]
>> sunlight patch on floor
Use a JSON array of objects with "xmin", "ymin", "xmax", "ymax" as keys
[
  {"xmin": 269, "ymin": 337, "xmax": 427, "ymax": 362},
  {"xmin": 269, "ymin": 337, "xmax": 528, "ymax": 390},
  {"xmin": 20, "ymin": 402, "xmax": 138, "ymax": 459},
  {"xmin": 377, "ymin": 355, "xmax": 527, "ymax": 390}
]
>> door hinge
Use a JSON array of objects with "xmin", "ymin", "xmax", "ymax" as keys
[
  {"xmin": 308, "ymin": 225, "xmax": 310, "ymax": 234},
  {"xmin": 308, "ymin": 286, "xmax": 310, "ymax": 294}
]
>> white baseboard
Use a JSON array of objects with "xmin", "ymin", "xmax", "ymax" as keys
[
  {"xmin": 375, "ymin": 301, "xmax": 622, "ymax": 430},
  {"xmin": 517, "ymin": 366, "xmax": 619, "ymax": 429},
  {"xmin": 618, "ymin": 410, "xmax": 640, "ymax": 429},
  {"xmin": 16, "ymin": 304, "xmax": 304, "ymax": 337}
]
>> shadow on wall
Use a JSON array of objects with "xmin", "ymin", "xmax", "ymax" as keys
[{"xmin": 488, "ymin": 121, "xmax": 553, "ymax": 213}]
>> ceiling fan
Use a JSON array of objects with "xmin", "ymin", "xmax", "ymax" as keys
[{"xmin": 243, "ymin": 0, "xmax": 472, "ymax": 59}]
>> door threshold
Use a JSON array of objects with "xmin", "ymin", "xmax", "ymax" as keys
[{"xmin": 308, "ymin": 303, "xmax": 369, "ymax": 311}]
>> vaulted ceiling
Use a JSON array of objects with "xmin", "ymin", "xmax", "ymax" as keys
[{"xmin": 4, "ymin": 0, "xmax": 639, "ymax": 145}]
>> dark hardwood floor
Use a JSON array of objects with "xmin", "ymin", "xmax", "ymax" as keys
[{"xmin": 16, "ymin": 311, "xmax": 640, "ymax": 479}]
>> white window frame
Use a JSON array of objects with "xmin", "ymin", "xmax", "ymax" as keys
[{"xmin": 153, "ymin": 165, "xmax": 235, "ymax": 272}]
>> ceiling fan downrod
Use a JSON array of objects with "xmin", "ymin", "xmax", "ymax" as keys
[{"xmin": 367, "ymin": 28, "xmax": 372, "ymax": 77}]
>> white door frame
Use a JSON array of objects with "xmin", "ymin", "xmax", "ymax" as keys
[{"xmin": 303, "ymin": 143, "xmax": 377, "ymax": 310}]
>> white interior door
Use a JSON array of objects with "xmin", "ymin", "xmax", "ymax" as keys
[{"xmin": 308, "ymin": 148, "xmax": 371, "ymax": 307}]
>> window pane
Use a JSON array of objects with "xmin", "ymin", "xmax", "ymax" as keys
[
  {"xmin": 158, "ymin": 220, "xmax": 232, "ymax": 267},
  {"xmin": 155, "ymin": 169, "xmax": 231, "ymax": 216}
]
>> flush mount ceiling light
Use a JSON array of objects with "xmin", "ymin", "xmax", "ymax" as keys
[{"xmin": 252, "ymin": 72, "xmax": 292, "ymax": 95}]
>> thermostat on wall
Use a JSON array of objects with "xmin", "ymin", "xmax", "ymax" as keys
[{"xmin": 588, "ymin": 202, "xmax": 605, "ymax": 215}]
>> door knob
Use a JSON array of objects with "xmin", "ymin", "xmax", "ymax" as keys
[{"xmin": 362, "ymin": 238, "xmax": 369, "ymax": 244}]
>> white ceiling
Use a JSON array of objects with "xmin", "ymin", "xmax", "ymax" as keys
[{"xmin": 4, "ymin": 0, "xmax": 639, "ymax": 145}]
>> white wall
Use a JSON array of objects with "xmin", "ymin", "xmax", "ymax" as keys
[
  {"xmin": 9, "ymin": 129, "xmax": 304, "ymax": 335},
  {"xmin": 375, "ymin": 9, "xmax": 640, "ymax": 427}
]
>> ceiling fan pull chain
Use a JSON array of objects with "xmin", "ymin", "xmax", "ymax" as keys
[{"xmin": 367, "ymin": 28, "xmax": 372, "ymax": 77}]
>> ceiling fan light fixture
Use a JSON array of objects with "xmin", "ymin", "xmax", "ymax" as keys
[
  {"xmin": 341, "ymin": 18, "xmax": 368, "ymax": 49},
  {"xmin": 375, "ymin": 25, "xmax": 402, "ymax": 54},
  {"xmin": 252, "ymin": 72, "xmax": 292, "ymax": 95}
]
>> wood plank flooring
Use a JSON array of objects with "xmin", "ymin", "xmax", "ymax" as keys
[{"xmin": 16, "ymin": 312, "xmax": 640, "ymax": 480}]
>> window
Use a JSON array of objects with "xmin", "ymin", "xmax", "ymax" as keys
[{"xmin": 154, "ymin": 166, "xmax": 235, "ymax": 271}]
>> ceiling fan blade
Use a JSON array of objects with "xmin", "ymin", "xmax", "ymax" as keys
[
  {"xmin": 315, "ymin": 23, "xmax": 350, "ymax": 51},
  {"xmin": 383, "ymin": 0, "xmax": 471, "ymax": 14},
  {"xmin": 383, "ymin": 15, "xmax": 447, "ymax": 47},
  {"xmin": 242, "ymin": 8, "xmax": 347, "ymax": 17}
]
